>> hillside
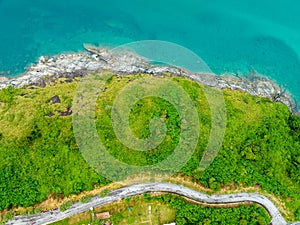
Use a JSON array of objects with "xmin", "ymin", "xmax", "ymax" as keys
[{"xmin": 0, "ymin": 73, "xmax": 299, "ymax": 221}]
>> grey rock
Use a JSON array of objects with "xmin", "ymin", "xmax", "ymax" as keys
[
  {"xmin": 50, "ymin": 95, "xmax": 61, "ymax": 104},
  {"xmin": 58, "ymin": 106, "xmax": 72, "ymax": 116},
  {"xmin": 0, "ymin": 45, "xmax": 297, "ymax": 114}
]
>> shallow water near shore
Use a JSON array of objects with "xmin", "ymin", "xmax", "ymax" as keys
[{"xmin": 0, "ymin": 0, "xmax": 300, "ymax": 106}]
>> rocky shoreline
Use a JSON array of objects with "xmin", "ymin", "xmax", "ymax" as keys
[{"xmin": 0, "ymin": 44, "xmax": 297, "ymax": 113}]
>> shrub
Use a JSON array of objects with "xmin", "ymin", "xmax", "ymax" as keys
[
  {"xmin": 3, "ymin": 211, "xmax": 14, "ymax": 222},
  {"xmin": 80, "ymin": 195, "xmax": 92, "ymax": 204},
  {"xmin": 99, "ymin": 189, "xmax": 110, "ymax": 198},
  {"xmin": 59, "ymin": 200, "xmax": 73, "ymax": 212}
]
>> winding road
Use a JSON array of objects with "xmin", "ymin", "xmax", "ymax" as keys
[{"xmin": 6, "ymin": 182, "xmax": 299, "ymax": 225}]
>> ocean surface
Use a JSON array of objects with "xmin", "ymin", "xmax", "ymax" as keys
[{"xmin": 0, "ymin": 0, "xmax": 300, "ymax": 107}]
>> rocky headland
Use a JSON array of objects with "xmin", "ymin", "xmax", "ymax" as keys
[{"xmin": 0, "ymin": 44, "xmax": 297, "ymax": 113}]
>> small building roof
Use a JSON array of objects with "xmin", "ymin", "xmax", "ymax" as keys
[{"xmin": 96, "ymin": 212, "xmax": 110, "ymax": 219}]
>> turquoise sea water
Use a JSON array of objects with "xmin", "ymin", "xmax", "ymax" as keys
[{"xmin": 0, "ymin": 0, "xmax": 300, "ymax": 107}]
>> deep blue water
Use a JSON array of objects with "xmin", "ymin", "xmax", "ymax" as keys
[{"xmin": 0, "ymin": 0, "xmax": 300, "ymax": 107}]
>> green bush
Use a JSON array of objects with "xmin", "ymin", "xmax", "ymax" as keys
[
  {"xmin": 34, "ymin": 208, "xmax": 42, "ymax": 214},
  {"xmin": 3, "ymin": 211, "xmax": 14, "ymax": 222},
  {"xmin": 142, "ymin": 193, "xmax": 151, "ymax": 201},
  {"xmin": 99, "ymin": 189, "xmax": 110, "ymax": 198},
  {"xmin": 27, "ymin": 209, "xmax": 35, "ymax": 216},
  {"xmin": 0, "ymin": 86, "xmax": 18, "ymax": 104},
  {"xmin": 80, "ymin": 195, "xmax": 92, "ymax": 204},
  {"xmin": 59, "ymin": 200, "xmax": 73, "ymax": 212}
]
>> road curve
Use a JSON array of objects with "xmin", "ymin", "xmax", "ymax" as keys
[{"xmin": 6, "ymin": 182, "xmax": 297, "ymax": 225}]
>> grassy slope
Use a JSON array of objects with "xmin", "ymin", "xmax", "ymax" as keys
[
  {"xmin": 0, "ymin": 73, "xmax": 299, "ymax": 221},
  {"xmin": 53, "ymin": 199, "xmax": 176, "ymax": 225}
]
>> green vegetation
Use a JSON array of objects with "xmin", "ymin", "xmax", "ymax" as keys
[
  {"xmin": 0, "ymin": 211, "xmax": 15, "ymax": 224},
  {"xmin": 155, "ymin": 194, "xmax": 270, "ymax": 225},
  {"xmin": 51, "ymin": 194, "xmax": 270, "ymax": 225},
  {"xmin": 99, "ymin": 189, "xmax": 110, "ymax": 198},
  {"xmin": 80, "ymin": 195, "xmax": 92, "ymax": 204},
  {"xmin": 59, "ymin": 200, "xmax": 73, "ymax": 212},
  {"xmin": 0, "ymin": 73, "xmax": 299, "ymax": 221},
  {"xmin": 0, "ymin": 81, "xmax": 109, "ymax": 212}
]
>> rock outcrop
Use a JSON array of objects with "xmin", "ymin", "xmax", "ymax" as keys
[{"xmin": 0, "ymin": 45, "xmax": 296, "ymax": 112}]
